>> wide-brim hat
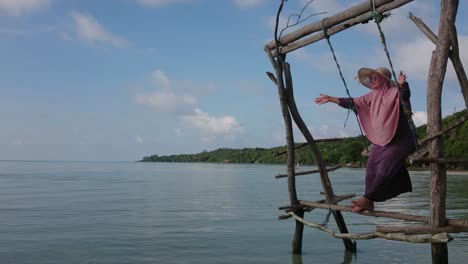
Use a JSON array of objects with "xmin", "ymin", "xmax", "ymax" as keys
[{"xmin": 357, "ymin": 67, "xmax": 394, "ymax": 89}]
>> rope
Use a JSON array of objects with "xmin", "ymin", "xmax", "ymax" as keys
[
  {"xmin": 321, "ymin": 18, "xmax": 369, "ymax": 151},
  {"xmin": 370, "ymin": 0, "xmax": 420, "ymax": 148},
  {"xmin": 321, "ymin": 202, "xmax": 332, "ymax": 226}
]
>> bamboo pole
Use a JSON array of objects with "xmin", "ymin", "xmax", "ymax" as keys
[
  {"xmin": 409, "ymin": 12, "xmax": 468, "ymax": 109},
  {"xmin": 283, "ymin": 62, "xmax": 356, "ymax": 252},
  {"xmin": 299, "ymin": 200, "xmax": 468, "ymax": 228},
  {"xmin": 289, "ymin": 212, "xmax": 452, "ymax": 243},
  {"xmin": 275, "ymin": 165, "xmax": 342, "ymax": 179},
  {"xmin": 271, "ymin": 0, "xmax": 414, "ymax": 56},
  {"xmin": 427, "ymin": 1, "xmax": 459, "ymax": 262},
  {"xmin": 266, "ymin": 0, "xmax": 411, "ymax": 51},
  {"xmin": 377, "ymin": 225, "xmax": 468, "ymax": 234}
]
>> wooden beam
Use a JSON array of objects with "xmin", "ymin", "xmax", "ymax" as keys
[
  {"xmin": 411, "ymin": 158, "xmax": 468, "ymax": 165},
  {"xmin": 272, "ymin": 0, "xmax": 414, "ymax": 56},
  {"xmin": 377, "ymin": 225, "xmax": 468, "ymax": 234},
  {"xmin": 409, "ymin": 12, "xmax": 468, "ymax": 108},
  {"xmin": 298, "ymin": 200, "xmax": 468, "ymax": 227},
  {"xmin": 266, "ymin": 0, "xmax": 412, "ymax": 51},
  {"xmin": 289, "ymin": 212, "xmax": 452, "ymax": 243},
  {"xmin": 275, "ymin": 165, "xmax": 342, "ymax": 179},
  {"xmin": 273, "ymin": 138, "xmax": 343, "ymax": 157}
]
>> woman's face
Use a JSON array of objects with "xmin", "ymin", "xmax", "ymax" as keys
[{"xmin": 369, "ymin": 73, "xmax": 387, "ymax": 89}]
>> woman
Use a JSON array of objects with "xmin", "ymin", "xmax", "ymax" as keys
[{"xmin": 314, "ymin": 67, "xmax": 416, "ymax": 212}]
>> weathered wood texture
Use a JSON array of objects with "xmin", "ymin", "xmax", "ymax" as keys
[
  {"xmin": 409, "ymin": 12, "xmax": 468, "ymax": 108},
  {"xmin": 267, "ymin": 0, "xmax": 413, "ymax": 56},
  {"xmin": 299, "ymin": 200, "xmax": 468, "ymax": 227},
  {"xmin": 427, "ymin": 0, "xmax": 459, "ymax": 262},
  {"xmin": 275, "ymin": 165, "xmax": 342, "ymax": 179},
  {"xmin": 289, "ymin": 212, "xmax": 452, "ymax": 243},
  {"xmin": 377, "ymin": 225, "xmax": 468, "ymax": 234}
]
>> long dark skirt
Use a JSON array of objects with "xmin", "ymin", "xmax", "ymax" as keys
[{"xmin": 364, "ymin": 114, "xmax": 416, "ymax": 202}]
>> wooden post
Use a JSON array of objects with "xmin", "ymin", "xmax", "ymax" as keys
[
  {"xmin": 426, "ymin": 0, "xmax": 459, "ymax": 263},
  {"xmin": 264, "ymin": 2, "xmax": 303, "ymax": 254},
  {"xmin": 284, "ymin": 63, "xmax": 356, "ymax": 252}
]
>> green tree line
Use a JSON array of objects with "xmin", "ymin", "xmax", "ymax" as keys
[{"xmin": 141, "ymin": 110, "xmax": 467, "ymax": 169}]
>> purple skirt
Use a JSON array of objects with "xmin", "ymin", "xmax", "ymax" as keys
[{"xmin": 339, "ymin": 98, "xmax": 416, "ymax": 202}]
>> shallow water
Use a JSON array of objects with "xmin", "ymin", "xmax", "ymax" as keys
[{"xmin": 0, "ymin": 161, "xmax": 466, "ymax": 263}]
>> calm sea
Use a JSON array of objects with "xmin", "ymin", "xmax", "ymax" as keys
[{"xmin": 0, "ymin": 161, "xmax": 467, "ymax": 264}]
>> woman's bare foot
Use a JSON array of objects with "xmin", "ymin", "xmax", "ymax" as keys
[{"xmin": 351, "ymin": 197, "xmax": 374, "ymax": 212}]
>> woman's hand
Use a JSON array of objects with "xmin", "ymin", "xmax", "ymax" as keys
[
  {"xmin": 314, "ymin": 94, "xmax": 338, "ymax": 105},
  {"xmin": 398, "ymin": 70, "xmax": 407, "ymax": 85}
]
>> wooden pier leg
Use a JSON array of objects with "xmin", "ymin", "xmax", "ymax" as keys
[
  {"xmin": 283, "ymin": 62, "xmax": 356, "ymax": 252},
  {"xmin": 427, "ymin": 0, "xmax": 459, "ymax": 263},
  {"xmin": 292, "ymin": 209, "xmax": 304, "ymax": 254}
]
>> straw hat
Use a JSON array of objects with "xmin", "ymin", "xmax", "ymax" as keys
[{"xmin": 357, "ymin": 67, "xmax": 393, "ymax": 89}]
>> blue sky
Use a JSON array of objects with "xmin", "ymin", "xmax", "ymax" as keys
[{"xmin": 0, "ymin": 0, "xmax": 467, "ymax": 161}]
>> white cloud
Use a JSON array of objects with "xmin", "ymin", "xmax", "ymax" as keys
[
  {"xmin": 0, "ymin": 0, "xmax": 49, "ymax": 16},
  {"xmin": 179, "ymin": 108, "xmax": 245, "ymax": 136},
  {"xmin": 152, "ymin": 70, "xmax": 170, "ymax": 89},
  {"xmin": 233, "ymin": 0, "xmax": 266, "ymax": 8},
  {"xmin": 136, "ymin": 135, "xmax": 144, "ymax": 144},
  {"xmin": 174, "ymin": 128, "xmax": 183, "ymax": 136},
  {"xmin": 135, "ymin": 90, "xmax": 197, "ymax": 113},
  {"xmin": 393, "ymin": 35, "xmax": 468, "ymax": 81},
  {"xmin": 135, "ymin": 0, "xmax": 195, "ymax": 7},
  {"xmin": 71, "ymin": 12, "xmax": 129, "ymax": 47},
  {"xmin": 413, "ymin": 111, "xmax": 427, "ymax": 127}
]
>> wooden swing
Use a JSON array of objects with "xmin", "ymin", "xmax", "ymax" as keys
[{"xmin": 264, "ymin": 0, "xmax": 468, "ymax": 262}]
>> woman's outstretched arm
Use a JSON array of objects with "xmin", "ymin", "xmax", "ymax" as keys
[{"xmin": 314, "ymin": 94, "xmax": 339, "ymax": 105}]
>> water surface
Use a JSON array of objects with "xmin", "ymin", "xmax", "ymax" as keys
[{"xmin": 0, "ymin": 161, "xmax": 467, "ymax": 263}]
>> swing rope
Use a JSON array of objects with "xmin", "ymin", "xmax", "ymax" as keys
[
  {"xmin": 370, "ymin": 0, "xmax": 420, "ymax": 148},
  {"xmin": 321, "ymin": 18, "xmax": 368, "ymax": 152}
]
